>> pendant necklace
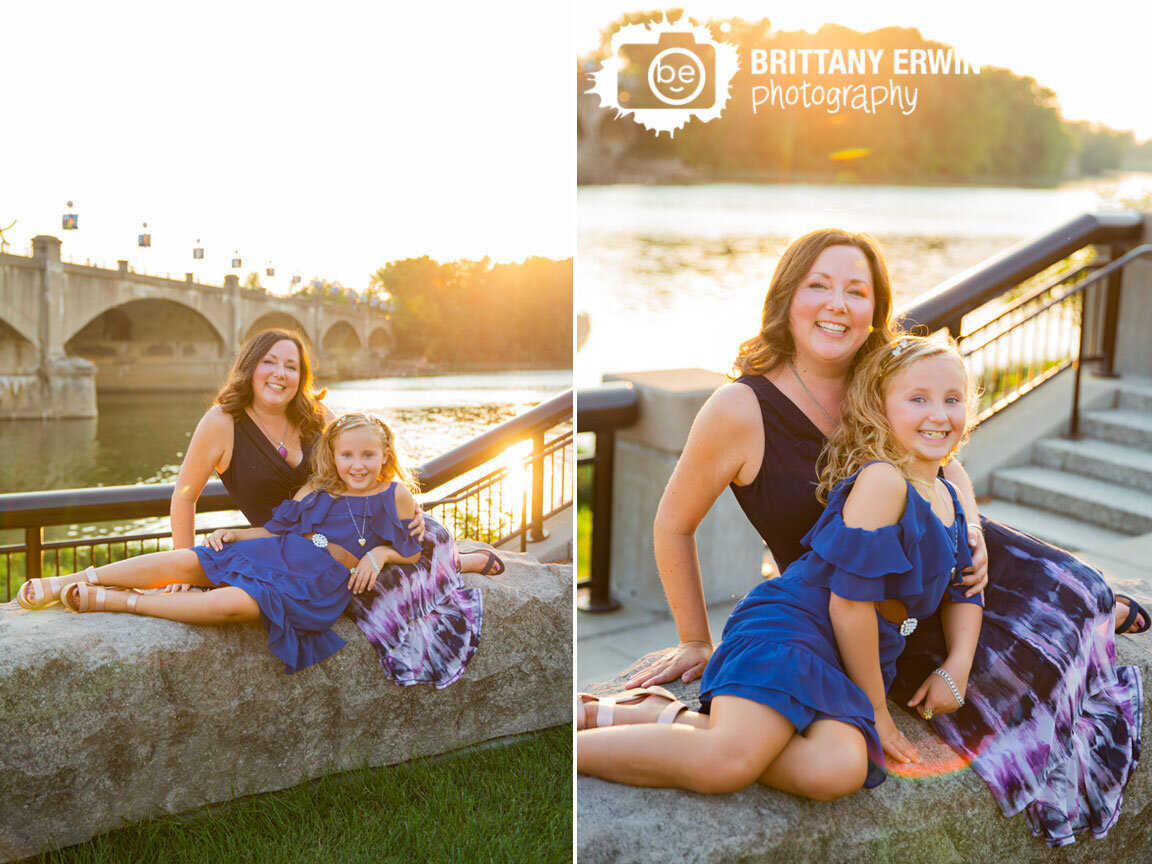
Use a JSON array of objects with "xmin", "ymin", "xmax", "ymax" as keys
[
  {"xmin": 788, "ymin": 361, "xmax": 839, "ymax": 430},
  {"xmin": 251, "ymin": 409, "xmax": 290, "ymax": 460},
  {"xmin": 346, "ymin": 495, "xmax": 370, "ymax": 547}
]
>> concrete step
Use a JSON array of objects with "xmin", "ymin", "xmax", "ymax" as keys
[
  {"xmin": 977, "ymin": 498, "xmax": 1132, "ymax": 552},
  {"xmin": 990, "ymin": 465, "xmax": 1152, "ymax": 535},
  {"xmin": 1118, "ymin": 379, "xmax": 1152, "ymax": 413},
  {"xmin": 1033, "ymin": 436, "xmax": 1152, "ymax": 493},
  {"xmin": 1080, "ymin": 410, "xmax": 1152, "ymax": 449}
]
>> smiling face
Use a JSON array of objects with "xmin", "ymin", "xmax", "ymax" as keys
[
  {"xmin": 788, "ymin": 244, "xmax": 876, "ymax": 372},
  {"xmin": 332, "ymin": 426, "xmax": 388, "ymax": 494},
  {"xmin": 883, "ymin": 354, "xmax": 969, "ymax": 469},
  {"xmin": 250, "ymin": 339, "xmax": 301, "ymax": 411}
]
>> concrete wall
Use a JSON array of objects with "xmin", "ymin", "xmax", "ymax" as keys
[
  {"xmin": 604, "ymin": 369, "xmax": 765, "ymax": 614},
  {"xmin": 1114, "ymin": 211, "xmax": 1152, "ymax": 378}
]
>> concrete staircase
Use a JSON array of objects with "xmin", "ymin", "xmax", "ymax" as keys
[{"xmin": 982, "ymin": 379, "xmax": 1152, "ymax": 552}]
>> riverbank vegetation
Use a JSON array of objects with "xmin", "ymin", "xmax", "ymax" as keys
[
  {"xmin": 370, "ymin": 256, "xmax": 571, "ymax": 367},
  {"xmin": 579, "ymin": 14, "xmax": 1149, "ymax": 186}
]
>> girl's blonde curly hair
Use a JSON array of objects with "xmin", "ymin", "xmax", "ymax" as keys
[
  {"xmin": 310, "ymin": 412, "xmax": 420, "ymax": 496},
  {"xmin": 815, "ymin": 335, "xmax": 976, "ymax": 503}
]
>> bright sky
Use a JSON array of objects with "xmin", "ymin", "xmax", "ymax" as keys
[
  {"xmin": 574, "ymin": 1, "xmax": 1152, "ymax": 141},
  {"xmin": 0, "ymin": 0, "xmax": 572, "ymax": 292}
]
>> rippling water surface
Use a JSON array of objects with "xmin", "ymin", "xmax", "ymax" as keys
[{"xmin": 577, "ymin": 175, "xmax": 1152, "ymax": 385}]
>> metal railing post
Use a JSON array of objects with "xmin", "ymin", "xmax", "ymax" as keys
[
  {"xmin": 583, "ymin": 430, "xmax": 620, "ymax": 612},
  {"xmin": 25, "ymin": 526, "xmax": 42, "ymax": 581},
  {"xmin": 529, "ymin": 431, "xmax": 547, "ymax": 542},
  {"xmin": 1096, "ymin": 242, "xmax": 1125, "ymax": 378},
  {"xmin": 1068, "ymin": 292, "xmax": 1089, "ymax": 439}
]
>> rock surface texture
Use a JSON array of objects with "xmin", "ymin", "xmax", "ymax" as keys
[
  {"xmin": 0, "ymin": 552, "xmax": 571, "ymax": 862},
  {"xmin": 577, "ymin": 639, "xmax": 1152, "ymax": 864}
]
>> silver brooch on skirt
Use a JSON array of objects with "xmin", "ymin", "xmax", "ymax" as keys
[
  {"xmin": 900, "ymin": 617, "xmax": 918, "ymax": 636},
  {"xmin": 311, "ymin": 533, "xmax": 329, "ymax": 549}
]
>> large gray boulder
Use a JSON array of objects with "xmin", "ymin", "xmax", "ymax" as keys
[
  {"xmin": 578, "ymin": 638, "xmax": 1152, "ymax": 864},
  {"xmin": 0, "ymin": 550, "xmax": 571, "ymax": 862}
]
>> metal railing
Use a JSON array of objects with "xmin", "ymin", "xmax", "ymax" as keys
[
  {"xmin": 900, "ymin": 212, "xmax": 1149, "ymax": 428},
  {"xmin": 575, "ymin": 382, "xmax": 638, "ymax": 612},
  {"xmin": 0, "ymin": 390, "xmax": 573, "ymax": 600}
]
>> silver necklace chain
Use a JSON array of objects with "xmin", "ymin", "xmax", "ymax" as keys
[
  {"xmin": 788, "ymin": 361, "xmax": 839, "ymax": 429},
  {"xmin": 345, "ymin": 495, "xmax": 370, "ymax": 547},
  {"xmin": 250, "ymin": 408, "xmax": 289, "ymax": 456}
]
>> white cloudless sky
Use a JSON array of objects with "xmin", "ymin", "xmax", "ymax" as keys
[
  {"xmin": 574, "ymin": 1, "xmax": 1152, "ymax": 141},
  {"xmin": 0, "ymin": 0, "xmax": 573, "ymax": 292}
]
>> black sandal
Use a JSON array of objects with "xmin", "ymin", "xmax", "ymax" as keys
[{"xmin": 1115, "ymin": 593, "xmax": 1150, "ymax": 634}]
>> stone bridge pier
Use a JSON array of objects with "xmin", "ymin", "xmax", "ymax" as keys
[{"xmin": 0, "ymin": 236, "xmax": 394, "ymax": 419}]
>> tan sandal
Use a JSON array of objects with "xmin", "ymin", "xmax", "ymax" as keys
[
  {"xmin": 575, "ymin": 686, "xmax": 688, "ymax": 730},
  {"xmin": 17, "ymin": 566, "xmax": 100, "ymax": 610},
  {"xmin": 61, "ymin": 583, "xmax": 139, "ymax": 614}
]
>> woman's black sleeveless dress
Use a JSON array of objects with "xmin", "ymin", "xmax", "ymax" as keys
[
  {"xmin": 729, "ymin": 374, "xmax": 1141, "ymax": 847},
  {"xmin": 218, "ymin": 412, "xmax": 314, "ymax": 526}
]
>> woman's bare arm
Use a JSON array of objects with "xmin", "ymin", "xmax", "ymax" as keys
[
  {"xmin": 170, "ymin": 407, "xmax": 232, "ymax": 549},
  {"xmin": 626, "ymin": 383, "xmax": 763, "ymax": 687}
]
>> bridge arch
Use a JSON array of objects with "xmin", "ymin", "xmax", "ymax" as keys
[
  {"xmin": 323, "ymin": 320, "xmax": 362, "ymax": 354},
  {"xmin": 243, "ymin": 313, "xmax": 312, "ymax": 346},
  {"xmin": 65, "ymin": 299, "xmax": 229, "ymax": 393},
  {"xmin": 368, "ymin": 326, "xmax": 392, "ymax": 353}
]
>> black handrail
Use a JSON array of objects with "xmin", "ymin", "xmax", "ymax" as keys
[
  {"xmin": 899, "ymin": 212, "xmax": 1143, "ymax": 335},
  {"xmin": 576, "ymin": 381, "xmax": 638, "ymax": 612}
]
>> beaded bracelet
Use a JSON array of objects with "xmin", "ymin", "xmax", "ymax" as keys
[
  {"xmin": 364, "ymin": 550, "xmax": 382, "ymax": 575},
  {"xmin": 932, "ymin": 668, "xmax": 965, "ymax": 708}
]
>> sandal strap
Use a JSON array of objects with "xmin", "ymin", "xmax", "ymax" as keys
[
  {"xmin": 126, "ymin": 593, "xmax": 139, "ymax": 613},
  {"xmin": 656, "ymin": 699, "xmax": 688, "ymax": 724},
  {"xmin": 596, "ymin": 696, "xmax": 617, "ymax": 729}
]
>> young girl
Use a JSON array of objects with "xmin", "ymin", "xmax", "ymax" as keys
[
  {"xmin": 577, "ymin": 336, "xmax": 984, "ymax": 799},
  {"xmin": 19, "ymin": 413, "xmax": 501, "ymax": 679}
]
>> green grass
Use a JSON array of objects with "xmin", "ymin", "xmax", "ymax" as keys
[{"xmin": 36, "ymin": 725, "xmax": 572, "ymax": 864}]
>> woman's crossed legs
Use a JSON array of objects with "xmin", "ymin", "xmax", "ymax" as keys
[{"xmin": 577, "ymin": 694, "xmax": 868, "ymax": 801}]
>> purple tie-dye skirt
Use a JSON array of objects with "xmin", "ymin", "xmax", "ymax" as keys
[
  {"xmin": 345, "ymin": 517, "xmax": 483, "ymax": 689},
  {"xmin": 894, "ymin": 518, "xmax": 1142, "ymax": 847}
]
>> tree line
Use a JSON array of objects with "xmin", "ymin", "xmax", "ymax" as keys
[
  {"xmin": 580, "ymin": 13, "xmax": 1147, "ymax": 185},
  {"xmin": 369, "ymin": 256, "xmax": 572, "ymax": 367}
]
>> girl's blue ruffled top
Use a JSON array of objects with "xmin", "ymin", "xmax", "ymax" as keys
[
  {"xmin": 799, "ymin": 470, "xmax": 977, "ymax": 619},
  {"xmin": 264, "ymin": 484, "xmax": 422, "ymax": 560}
]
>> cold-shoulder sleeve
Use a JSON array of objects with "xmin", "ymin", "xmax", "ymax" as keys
[
  {"xmin": 802, "ymin": 515, "xmax": 915, "ymax": 602},
  {"xmin": 263, "ymin": 490, "xmax": 335, "ymax": 535},
  {"xmin": 369, "ymin": 485, "xmax": 422, "ymax": 558}
]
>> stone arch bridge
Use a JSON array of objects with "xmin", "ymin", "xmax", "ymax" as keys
[{"xmin": 0, "ymin": 235, "xmax": 393, "ymax": 418}]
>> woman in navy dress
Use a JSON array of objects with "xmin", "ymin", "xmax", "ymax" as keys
[{"xmin": 578, "ymin": 337, "xmax": 983, "ymax": 796}]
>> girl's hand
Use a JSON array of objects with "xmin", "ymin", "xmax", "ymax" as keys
[
  {"xmin": 204, "ymin": 529, "xmax": 236, "ymax": 551},
  {"xmin": 625, "ymin": 641, "xmax": 713, "ymax": 689},
  {"xmin": 957, "ymin": 525, "xmax": 988, "ymax": 597},
  {"xmin": 875, "ymin": 707, "xmax": 920, "ymax": 764},
  {"xmin": 349, "ymin": 556, "xmax": 380, "ymax": 594},
  {"xmin": 408, "ymin": 505, "xmax": 426, "ymax": 542},
  {"xmin": 907, "ymin": 663, "xmax": 969, "ymax": 719}
]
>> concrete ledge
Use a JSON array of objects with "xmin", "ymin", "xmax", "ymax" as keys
[
  {"xmin": 0, "ymin": 551, "xmax": 571, "ymax": 862},
  {"xmin": 577, "ymin": 638, "xmax": 1152, "ymax": 864}
]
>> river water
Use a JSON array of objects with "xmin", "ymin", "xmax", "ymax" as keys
[
  {"xmin": 0, "ymin": 369, "xmax": 571, "ymax": 541},
  {"xmin": 576, "ymin": 173, "xmax": 1152, "ymax": 385}
]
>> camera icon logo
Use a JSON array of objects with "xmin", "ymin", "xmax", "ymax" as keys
[
  {"xmin": 619, "ymin": 32, "xmax": 715, "ymax": 109},
  {"xmin": 588, "ymin": 18, "xmax": 739, "ymax": 136}
]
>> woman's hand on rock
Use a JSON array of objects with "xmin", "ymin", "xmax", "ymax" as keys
[{"xmin": 625, "ymin": 640, "xmax": 713, "ymax": 689}]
